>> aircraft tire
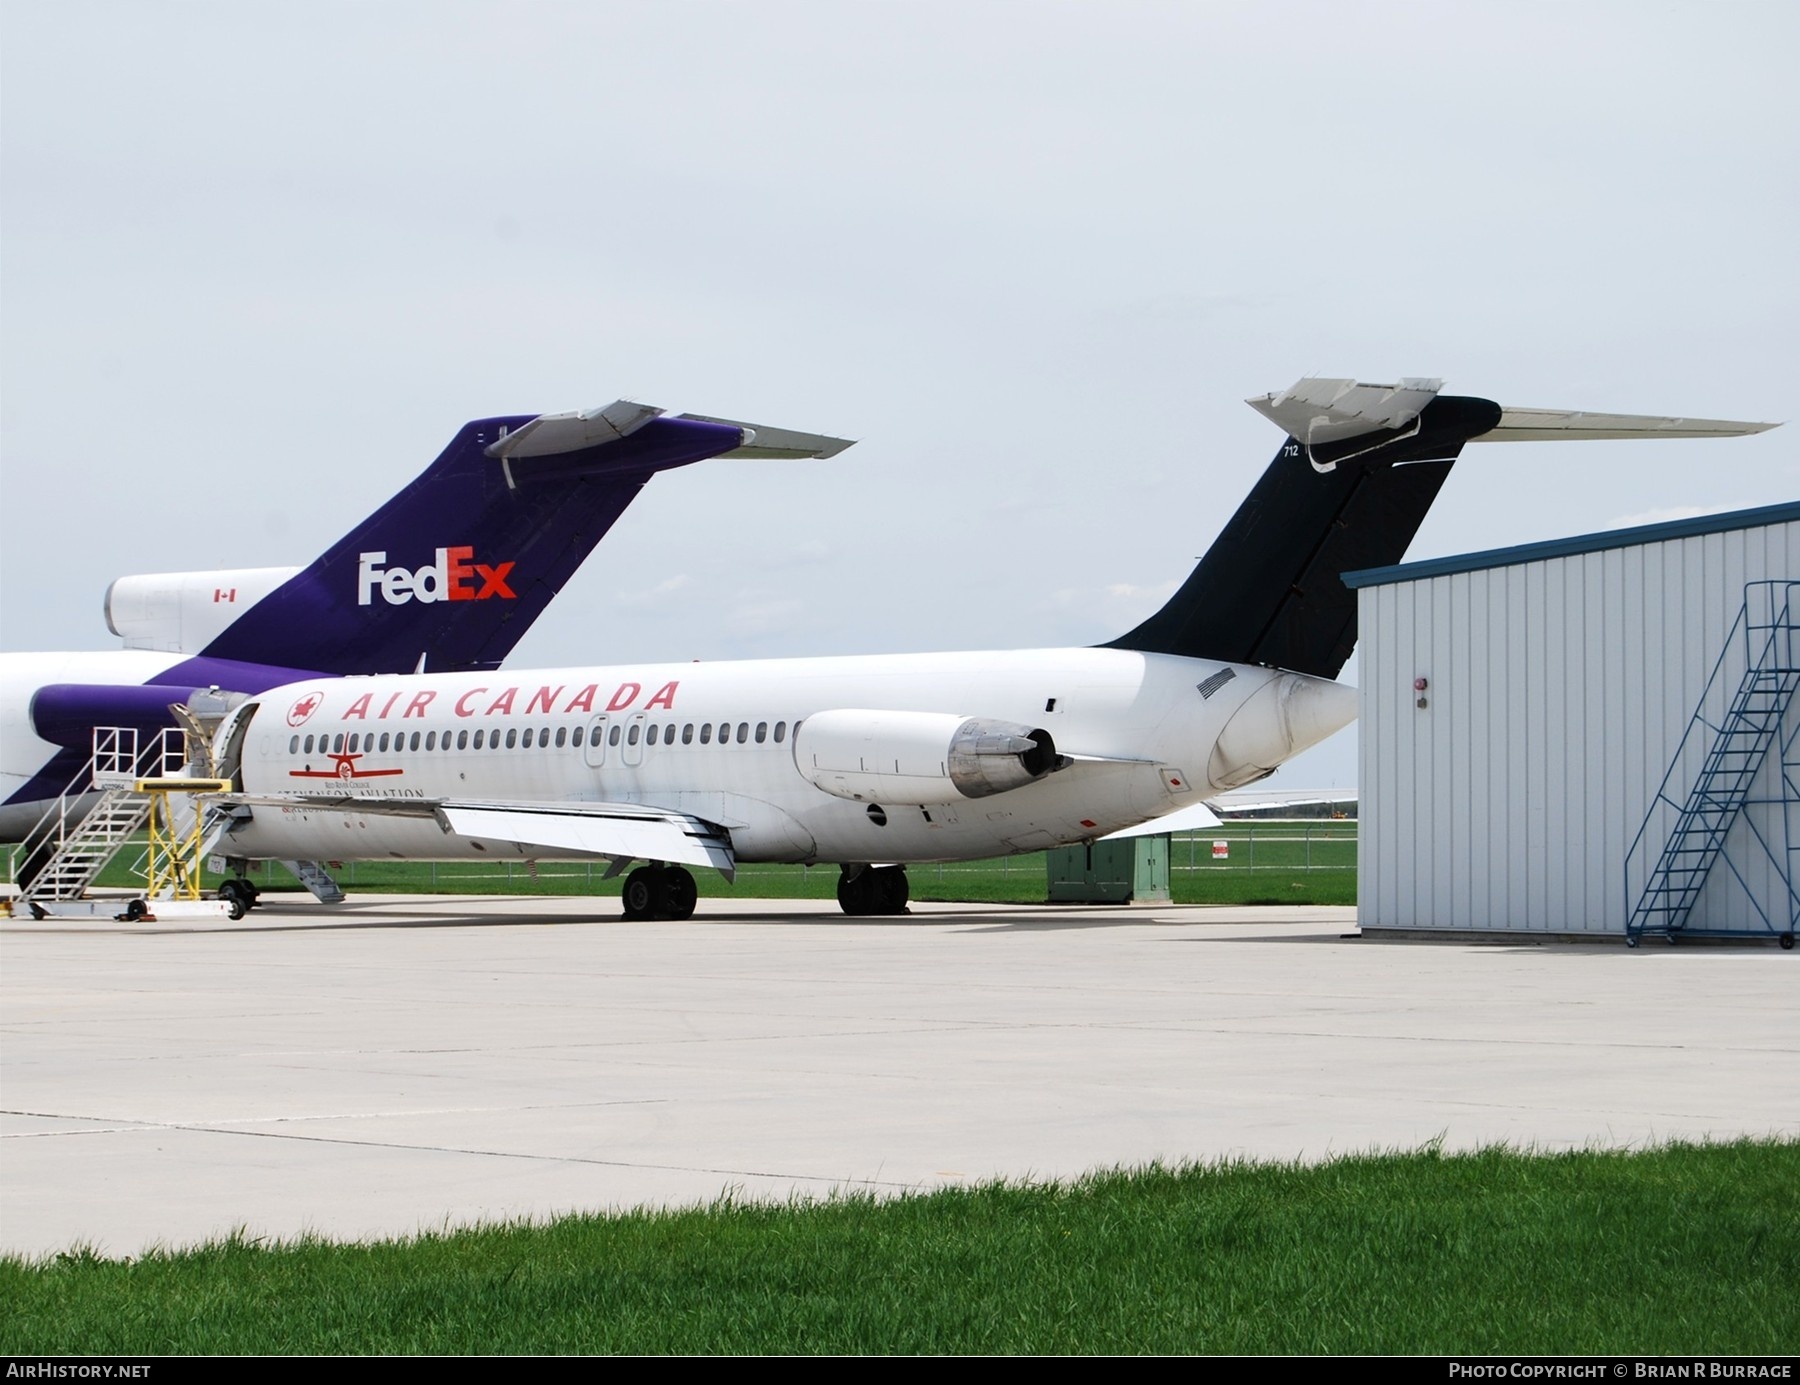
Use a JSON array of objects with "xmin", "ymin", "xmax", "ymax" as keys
[
  {"xmin": 664, "ymin": 867, "xmax": 698, "ymax": 921},
  {"xmin": 622, "ymin": 868, "xmax": 656, "ymax": 920},
  {"xmin": 219, "ymin": 879, "xmax": 255, "ymax": 914},
  {"xmin": 836, "ymin": 868, "xmax": 875, "ymax": 916},
  {"xmin": 873, "ymin": 866, "xmax": 909, "ymax": 914},
  {"xmin": 837, "ymin": 866, "xmax": 908, "ymax": 916}
]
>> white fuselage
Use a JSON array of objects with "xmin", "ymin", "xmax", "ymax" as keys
[{"xmin": 223, "ymin": 647, "xmax": 1356, "ymax": 867}]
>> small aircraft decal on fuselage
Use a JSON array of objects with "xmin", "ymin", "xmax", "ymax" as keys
[{"xmin": 289, "ymin": 753, "xmax": 406, "ymax": 781}]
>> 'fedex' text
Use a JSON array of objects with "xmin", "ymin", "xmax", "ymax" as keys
[{"xmin": 357, "ymin": 548, "xmax": 516, "ymax": 606}]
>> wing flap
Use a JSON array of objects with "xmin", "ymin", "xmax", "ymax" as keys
[{"xmin": 439, "ymin": 804, "xmax": 735, "ymax": 878}]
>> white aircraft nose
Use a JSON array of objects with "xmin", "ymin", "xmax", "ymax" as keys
[{"xmin": 1206, "ymin": 672, "xmax": 1358, "ymax": 790}]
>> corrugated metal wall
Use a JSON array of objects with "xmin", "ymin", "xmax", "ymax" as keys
[{"xmin": 1358, "ymin": 518, "xmax": 1800, "ymax": 935}]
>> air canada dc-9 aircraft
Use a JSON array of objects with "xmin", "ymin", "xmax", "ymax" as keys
[
  {"xmin": 0, "ymin": 403, "xmax": 853, "ymax": 845},
  {"xmin": 196, "ymin": 378, "xmax": 1773, "ymax": 918}
]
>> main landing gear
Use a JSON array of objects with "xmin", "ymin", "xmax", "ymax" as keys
[
  {"xmin": 620, "ymin": 864, "xmax": 699, "ymax": 921},
  {"xmin": 837, "ymin": 864, "xmax": 909, "ymax": 916}
]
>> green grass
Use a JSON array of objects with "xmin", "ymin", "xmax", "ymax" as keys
[
  {"xmin": 3, "ymin": 1142, "xmax": 1793, "ymax": 1354},
  {"xmin": 79, "ymin": 825, "xmax": 1359, "ymax": 907}
]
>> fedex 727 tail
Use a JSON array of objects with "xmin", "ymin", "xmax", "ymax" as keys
[{"xmin": 0, "ymin": 401, "xmax": 853, "ymax": 841}]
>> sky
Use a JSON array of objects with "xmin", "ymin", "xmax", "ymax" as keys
[{"xmin": 3, "ymin": 0, "xmax": 1796, "ymax": 789}]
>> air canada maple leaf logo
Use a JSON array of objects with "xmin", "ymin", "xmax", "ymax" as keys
[{"xmin": 286, "ymin": 691, "xmax": 326, "ymax": 727}]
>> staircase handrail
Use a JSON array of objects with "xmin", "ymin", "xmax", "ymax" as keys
[
  {"xmin": 1624, "ymin": 580, "xmax": 1800, "ymax": 937},
  {"xmin": 7, "ymin": 725, "xmax": 187, "ymax": 888}
]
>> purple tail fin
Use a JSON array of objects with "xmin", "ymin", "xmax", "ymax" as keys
[{"xmin": 197, "ymin": 410, "xmax": 755, "ymax": 675}]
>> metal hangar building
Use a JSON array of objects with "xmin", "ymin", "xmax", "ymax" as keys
[{"xmin": 1346, "ymin": 501, "xmax": 1800, "ymax": 944}]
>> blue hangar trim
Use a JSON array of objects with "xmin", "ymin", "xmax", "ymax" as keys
[{"xmin": 1342, "ymin": 499, "xmax": 1800, "ymax": 590}]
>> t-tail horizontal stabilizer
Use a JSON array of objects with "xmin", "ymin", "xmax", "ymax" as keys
[
  {"xmin": 188, "ymin": 401, "xmax": 852, "ymax": 679},
  {"xmin": 483, "ymin": 402, "xmax": 854, "ymax": 467},
  {"xmin": 1110, "ymin": 377, "xmax": 1777, "ymax": 679},
  {"xmin": 1464, "ymin": 406, "xmax": 1778, "ymax": 444}
]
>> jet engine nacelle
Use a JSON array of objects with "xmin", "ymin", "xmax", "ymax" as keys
[
  {"xmin": 30, "ymin": 683, "xmax": 249, "ymax": 749},
  {"xmin": 29, "ymin": 683, "xmax": 198, "ymax": 748},
  {"xmin": 106, "ymin": 567, "xmax": 300, "ymax": 654},
  {"xmin": 1206, "ymin": 671, "xmax": 1359, "ymax": 790},
  {"xmin": 795, "ymin": 709, "xmax": 1060, "ymax": 805}
]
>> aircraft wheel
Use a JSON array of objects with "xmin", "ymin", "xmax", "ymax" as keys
[
  {"xmin": 1781, "ymin": 932, "xmax": 1795, "ymax": 951},
  {"xmin": 622, "ymin": 868, "xmax": 657, "ymax": 920},
  {"xmin": 219, "ymin": 879, "xmax": 256, "ymax": 914},
  {"xmin": 873, "ymin": 866, "xmax": 910, "ymax": 914},
  {"xmin": 836, "ymin": 867, "xmax": 876, "ymax": 916},
  {"xmin": 664, "ymin": 867, "xmax": 698, "ymax": 921},
  {"xmin": 125, "ymin": 898, "xmax": 147, "ymax": 921}
]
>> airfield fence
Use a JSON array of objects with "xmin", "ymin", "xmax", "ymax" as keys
[
  {"xmin": 203, "ymin": 819, "xmax": 1358, "ymax": 892},
  {"xmin": 13, "ymin": 819, "xmax": 1358, "ymax": 900}
]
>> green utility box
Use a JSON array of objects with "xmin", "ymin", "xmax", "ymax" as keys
[{"xmin": 1045, "ymin": 836, "xmax": 1171, "ymax": 904}]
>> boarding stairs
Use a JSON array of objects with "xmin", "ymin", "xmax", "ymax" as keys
[
  {"xmin": 278, "ymin": 858, "xmax": 346, "ymax": 903},
  {"xmin": 10, "ymin": 727, "xmax": 186, "ymax": 914},
  {"xmin": 1625, "ymin": 581, "xmax": 1800, "ymax": 947}
]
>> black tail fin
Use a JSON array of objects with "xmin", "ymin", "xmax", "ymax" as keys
[{"xmin": 1105, "ymin": 393, "xmax": 1502, "ymax": 678}]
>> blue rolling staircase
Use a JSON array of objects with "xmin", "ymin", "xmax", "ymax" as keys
[{"xmin": 1625, "ymin": 581, "xmax": 1800, "ymax": 947}]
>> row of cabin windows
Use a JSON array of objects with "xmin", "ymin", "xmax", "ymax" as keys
[{"xmin": 288, "ymin": 720, "xmax": 796, "ymax": 756}]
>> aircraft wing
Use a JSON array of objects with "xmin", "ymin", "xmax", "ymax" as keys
[
  {"xmin": 1208, "ymin": 788, "xmax": 1358, "ymax": 818},
  {"xmin": 1097, "ymin": 788, "xmax": 1362, "ymax": 838},
  {"xmin": 1100, "ymin": 801, "xmax": 1224, "ymax": 840},
  {"xmin": 437, "ymin": 803, "xmax": 735, "ymax": 878},
  {"xmin": 220, "ymin": 794, "xmax": 736, "ymax": 879}
]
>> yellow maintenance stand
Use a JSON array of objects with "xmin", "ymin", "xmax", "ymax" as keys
[{"xmin": 134, "ymin": 775, "xmax": 235, "ymax": 916}]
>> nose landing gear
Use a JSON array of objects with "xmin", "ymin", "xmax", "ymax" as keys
[{"xmin": 217, "ymin": 878, "xmax": 259, "ymax": 920}]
